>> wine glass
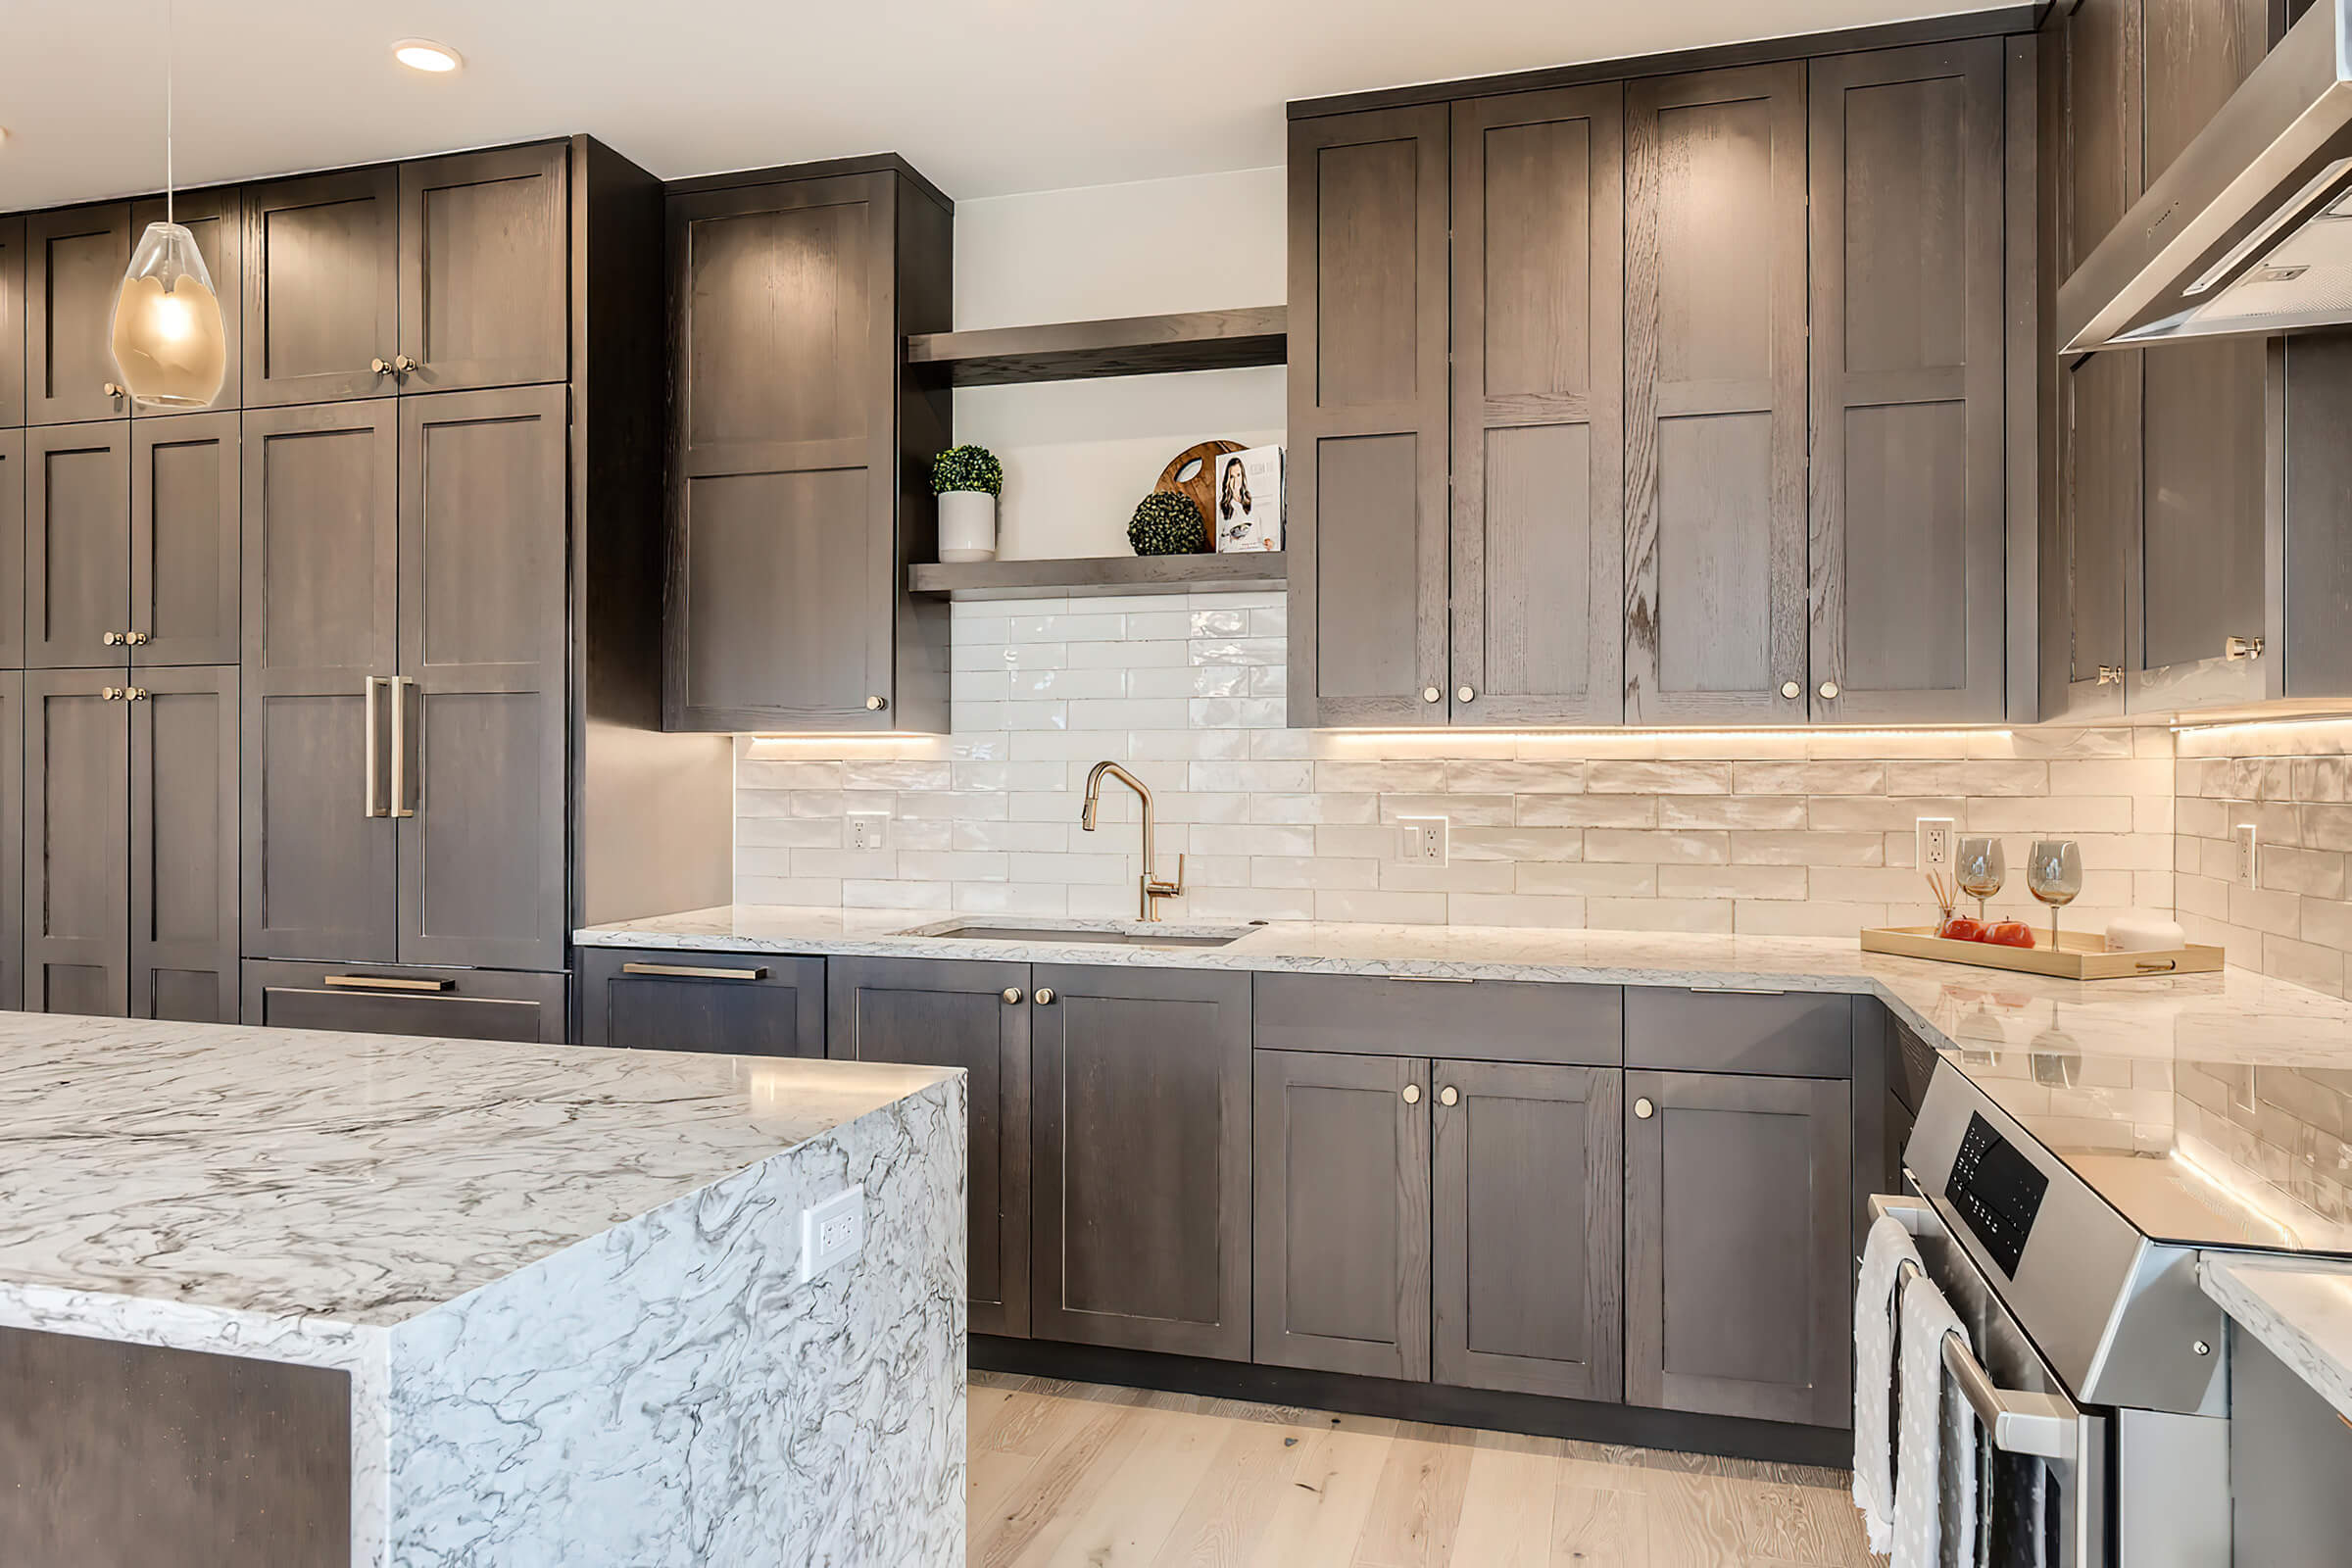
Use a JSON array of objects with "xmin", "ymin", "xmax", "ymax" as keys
[
  {"xmin": 1956, "ymin": 836, "xmax": 2005, "ymax": 923},
  {"xmin": 2026, "ymin": 839, "xmax": 2082, "ymax": 951}
]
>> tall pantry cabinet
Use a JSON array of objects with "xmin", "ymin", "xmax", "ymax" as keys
[{"xmin": 1288, "ymin": 32, "xmax": 2028, "ymax": 727}]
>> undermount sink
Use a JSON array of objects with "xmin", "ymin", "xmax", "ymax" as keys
[{"xmin": 912, "ymin": 921, "xmax": 1250, "ymax": 950}]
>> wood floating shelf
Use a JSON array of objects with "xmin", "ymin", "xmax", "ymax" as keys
[
  {"xmin": 905, "ymin": 307, "xmax": 1288, "ymax": 386},
  {"xmin": 908, "ymin": 552, "xmax": 1288, "ymax": 602}
]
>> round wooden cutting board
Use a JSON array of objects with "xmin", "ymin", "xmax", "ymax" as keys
[{"xmin": 1154, "ymin": 440, "xmax": 1245, "ymax": 533}]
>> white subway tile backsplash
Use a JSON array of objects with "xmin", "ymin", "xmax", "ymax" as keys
[{"xmin": 735, "ymin": 592, "xmax": 2176, "ymax": 936}]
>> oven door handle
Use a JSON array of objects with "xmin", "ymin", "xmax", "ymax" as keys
[{"xmin": 1869, "ymin": 1193, "xmax": 2082, "ymax": 1462}]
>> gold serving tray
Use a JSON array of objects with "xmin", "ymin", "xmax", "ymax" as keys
[{"xmin": 1859, "ymin": 925, "xmax": 2225, "ymax": 980}]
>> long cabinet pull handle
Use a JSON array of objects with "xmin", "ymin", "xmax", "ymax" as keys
[
  {"xmin": 621, "ymin": 962, "xmax": 769, "ymax": 981},
  {"xmin": 1389, "ymin": 975, "xmax": 1472, "ymax": 984},
  {"xmin": 389, "ymin": 676, "xmax": 416, "ymax": 819},
  {"xmin": 364, "ymin": 676, "xmax": 387, "ymax": 819},
  {"xmin": 322, "ymin": 974, "xmax": 455, "ymax": 993}
]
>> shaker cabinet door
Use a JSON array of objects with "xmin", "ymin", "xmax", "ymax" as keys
[
  {"xmin": 1449, "ymin": 85, "xmax": 1626, "ymax": 727},
  {"xmin": 25, "ymin": 205, "xmax": 132, "ymax": 425},
  {"xmin": 243, "ymin": 169, "xmax": 400, "ymax": 407},
  {"xmin": 24, "ymin": 671, "xmax": 130, "ymax": 1017},
  {"xmin": 24, "ymin": 422, "xmax": 130, "ymax": 669},
  {"xmin": 131, "ymin": 411, "xmax": 242, "ymax": 667},
  {"xmin": 396, "ymin": 144, "xmax": 569, "ymax": 393},
  {"xmin": 1622, "ymin": 65, "xmax": 1810, "ymax": 725},
  {"xmin": 1808, "ymin": 42, "xmax": 2007, "ymax": 723},
  {"xmin": 0, "ymin": 431, "xmax": 24, "ymax": 668},
  {"xmin": 1286, "ymin": 106, "xmax": 1451, "ymax": 728},
  {"xmin": 0, "ymin": 215, "xmax": 24, "ymax": 426},
  {"xmin": 829, "ymin": 956, "xmax": 1033, "ymax": 1338},
  {"xmin": 129, "ymin": 665, "xmax": 240, "ymax": 1023},
  {"xmin": 582, "ymin": 948, "xmax": 826, "ymax": 1057},
  {"xmin": 1252, "ymin": 1049, "xmax": 1432, "ymax": 1380}
]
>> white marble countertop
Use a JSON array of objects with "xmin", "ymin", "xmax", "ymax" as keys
[
  {"xmin": 2199, "ymin": 1253, "xmax": 2352, "ymax": 1423},
  {"xmin": 0, "ymin": 1010, "xmax": 954, "ymax": 1328}
]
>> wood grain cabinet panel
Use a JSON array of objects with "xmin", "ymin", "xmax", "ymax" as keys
[
  {"xmin": 1808, "ymin": 42, "xmax": 2007, "ymax": 723},
  {"xmin": 129, "ymin": 187, "xmax": 243, "ymax": 416},
  {"xmin": 131, "ymin": 412, "xmax": 242, "ymax": 668},
  {"xmin": 240, "ymin": 958, "xmax": 565, "ymax": 1042},
  {"xmin": 1286, "ymin": 107, "xmax": 1450, "ymax": 727},
  {"xmin": 129, "ymin": 666, "xmax": 239, "ymax": 1023},
  {"xmin": 242, "ymin": 169, "xmax": 400, "ymax": 407},
  {"xmin": 25, "ymin": 204, "xmax": 132, "ymax": 425},
  {"xmin": 24, "ymin": 422, "xmax": 129, "ymax": 668},
  {"xmin": 1252, "ymin": 1050, "xmax": 1432, "ymax": 1380},
  {"xmin": 0, "ymin": 673, "xmax": 24, "ymax": 1011},
  {"xmin": 1623, "ymin": 66, "xmax": 1809, "ymax": 724},
  {"xmin": 1450, "ymin": 86, "xmax": 1625, "ymax": 725},
  {"xmin": 1627, "ymin": 1069, "xmax": 1852, "ymax": 1427},
  {"xmin": 0, "ymin": 431, "xmax": 24, "ymax": 667},
  {"xmin": 1433, "ymin": 1060, "xmax": 1623, "ymax": 1401},
  {"xmin": 1031, "ymin": 965, "xmax": 1251, "ymax": 1360},
  {"xmin": 239, "ymin": 402, "xmax": 399, "ymax": 963},
  {"xmin": 580, "ymin": 947, "xmax": 825, "ymax": 1056},
  {"xmin": 24, "ymin": 671, "xmax": 130, "ymax": 1016},
  {"xmin": 0, "ymin": 215, "xmax": 24, "ymax": 427},
  {"xmin": 397, "ymin": 145, "xmax": 569, "ymax": 392},
  {"xmin": 830, "ymin": 956, "xmax": 1032, "ymax": 1338}
]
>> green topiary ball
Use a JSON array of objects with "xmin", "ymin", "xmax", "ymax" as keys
[{"xmin": 1128, "ymin": 491, "xmax": 1206, "ymax": 556}]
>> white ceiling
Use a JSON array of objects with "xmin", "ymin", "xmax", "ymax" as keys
[{"xmin": 2, "ymin": 0, "xmax": 2007, "ymax": 210}]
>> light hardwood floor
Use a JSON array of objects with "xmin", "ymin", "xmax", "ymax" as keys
[{"xmin": 967, "ymin": 1371, "xmax": 1886, "ymax": 1567}]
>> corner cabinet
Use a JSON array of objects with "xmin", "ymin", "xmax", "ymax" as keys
[
  {"xmin": 1288, "ymin": 33, "xmax": 2028, "ymax": 727},
  {"xmin": 662, "ymin": 162, "xmax": 953, "ymax": 732}
]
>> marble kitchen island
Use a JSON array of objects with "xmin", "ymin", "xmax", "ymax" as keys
[{"xmin": 0, "ymin": 1012, "xmax": 966, "ymax": 1568}]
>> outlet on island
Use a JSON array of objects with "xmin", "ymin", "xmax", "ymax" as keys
[{"xmin": 801, "ymin": 1188, "xmax": 866, "ymax": 1279}]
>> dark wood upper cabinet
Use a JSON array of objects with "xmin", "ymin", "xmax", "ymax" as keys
[
  {"xmin": 1450, "ymin": 86, "xmax": 1625, "ymax": 726},
  {"xmin": 397, "ymin": 145, "xmax": 568, "ymax": 392},
  {"xmin": 1030, "ymin": 964, "xmax": 1252, "ymax": 1361},
  {"xmin": 1252, "ymin": 1049, "xmax": 1433, "ymax": 1380},
  {"xmin": 1286, "ymin": 105, "xmax": 1450, "ymax": 727},
  {"xmin": 395, "ymin": 385, "xmax": 567, "ymax": 972},
  {"xmin": 829, "ymin": 956, "xmax": 1033, "ymax": 1338},
  {"xmin": 242, "ymin": 169, "xmax": 400, "ymax": 407},
  {"xmin": 132, "ymin": 411, "xmax": 241, "ymax": 667},
  {"xmin": 1808, "ymin": 41, "xmax": 2007, "ymax": 723},
  {"xmin": 663, "ymin": 166, "xmax": 951, "ymax": 732},
  {"xmin": 581, "ymin": 947, "xmax": 826, "ymax": 1056},
  {"xmin": 24, "ymin": 671, "xmax": 131, "ymax": 1017},
  {"xmin": 0, "ymin": 215, "xmax": 24, "ymax": 426},
  {"xmin": 128, "ymin": 188, "xmax": 243, "ymax": 416},
  {"xmin": 129, "ymin": 665, "xmax": 239, "ymax": 1023},
  {"xmin": 26, "ymin": 205, "xmax": 132, "ymax": 425},
  {"xmin": 24, "ymin": 421, "xmax": 130, "ymax": 668},
  {"xmin": 0, "ymin": 431, "xmax": 24, "ymax": 667},
  {"xmin": 239, "ymin": 401, "xmax": 400, "ymax": 963},
  {"xmin": 1622, "ymin": 65, "xmax": 1810, "ymax": 725},
  {"xmin": 1626, "ymin": 1068, "xmax": 1852, "ymax": 1427},
  {"xmin": 1434, "ymin": 1058, "xmax": 1623, "ymax": 1400}
]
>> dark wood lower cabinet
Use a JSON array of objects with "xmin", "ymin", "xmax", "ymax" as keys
[
  {"xmin": 130, "ymin": 668, "xmax": 240, "ymax": 1023},
  {"xmin": 830, "ymin": 956, "xmax": 1032, "ymax": 1338},
  {"xmin": 240, "ymin": 959, "xmax": 565, "ymax": 1042},
  {"xmin": 578, "ymin": 947, "xmax": 823, "ymax": 1056},
  {"xmin": 1434, "ymin": 1059, "xmax": 1624, "ymax": 1400},
  {"xmin": 1626, "ymin": 1069, "xmax": 1852, "ymax": 1426},
  {"xmin": 1031, "ymin": 965, "xmax": 1251, "ymax": 1360},
  {"xmin": 24, "ymin": 673, "xmax": 131, "ymax": 1015},
  {"xmin": 1252, "ymin": 1050, "xmax": 1431, "ymax": 1380}
]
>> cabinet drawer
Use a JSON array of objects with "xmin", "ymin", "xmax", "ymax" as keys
[
  {"xmin": 241, "ymin": 960, "xmax": 565, "ymax": 1043},
  {"xmin": 1252, "ymin": 973, "xmax": 1621, "ymax": 1065},
  {"xmin": 578, "ymin": 948, "xmax": 824, "ymax": 1057},
  {"xmin": 1624, "ymin": 988, "xmax": 1851, "ymax": 1077}
]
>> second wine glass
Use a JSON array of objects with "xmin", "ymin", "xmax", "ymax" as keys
[
  {"xmin": 2026, "ymin": 839, "xmax": 2082, "ymax": 951},
  {"xmin": 1956, "ymin": 836, "xmax": 2004, "ymax": 923}
]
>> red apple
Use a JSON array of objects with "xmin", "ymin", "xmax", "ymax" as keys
[{"xmin": 1986, "ymin": 921, "xmax": 2036, "ymax": 949}]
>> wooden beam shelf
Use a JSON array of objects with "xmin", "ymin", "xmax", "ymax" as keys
[
  {"xmin": 908, "ymin": 553, "xmax": 1288, "ymax": 602},
  {"xmin": 906, "ymin": 307, "xmax": 1287, "ymax": 386}
]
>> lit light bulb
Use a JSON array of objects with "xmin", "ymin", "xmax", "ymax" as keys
[
  {"xmin": 110, "ymin": 220, "xmax": 226, "ymax": 410},
  {"xmin": 393, "ymin": 39, "xmax": 463, "ymax": 73}
]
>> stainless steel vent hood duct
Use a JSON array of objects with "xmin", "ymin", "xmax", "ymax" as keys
[{"xmin": 2060, "ymin": 0, "xmax": 2352, "ymax": 353}]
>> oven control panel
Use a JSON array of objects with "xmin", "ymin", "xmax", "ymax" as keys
[{"xmin": 1945, "ymin": 1111, "xmax": 2049, "ymax": 1277}]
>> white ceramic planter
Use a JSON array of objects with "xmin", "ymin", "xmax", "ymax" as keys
[{"xmin": 938, "ymin": 491, "xmax": 998, "ymax": 563}]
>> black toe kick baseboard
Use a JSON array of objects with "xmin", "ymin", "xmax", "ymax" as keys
[{"xmin": 969, "ymin": 1336, "xmax": 1850, "ymax": 1470}]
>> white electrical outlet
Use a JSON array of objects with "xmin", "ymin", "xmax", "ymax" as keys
[
  {"xmin": 1398, "ymin": 815, "xmax": 1448, "ymax": 865},
  {"xmin": 1916, "ymin": 817, "xmax": 1956, "ymax": 873},
  {"xmin": 801, "ymin": 1188, "xmax": 865, "ymax": 1279},
  {"xmin": 2235, "ymin": 824, "xmax": 2260, "ymax": 887},
  {"xmin": 847, "ymin": 813, "xmax": 890, "ymax": 853}
]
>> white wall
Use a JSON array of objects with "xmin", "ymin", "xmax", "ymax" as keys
[{"xmin": 949, "ymin": 169, "xmax": 1287, "ymax": 560}]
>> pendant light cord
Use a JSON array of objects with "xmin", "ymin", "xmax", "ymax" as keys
[{"xmin": 164, "ymin": 0, "xmax": 174, "ymax": 225}]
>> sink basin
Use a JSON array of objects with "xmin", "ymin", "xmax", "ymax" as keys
[{"xmin": 913, "ymin": 921, "xmax": 1250, "ymax": 950}]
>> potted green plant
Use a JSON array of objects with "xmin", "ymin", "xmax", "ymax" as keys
[{"xmin": 932, "ymin": 445, "xmax": 1004, "ymax": 563}]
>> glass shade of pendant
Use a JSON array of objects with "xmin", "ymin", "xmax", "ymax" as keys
[{"xmin": 111, "ymin": 220, "xmax": 225, "ymax": 410}]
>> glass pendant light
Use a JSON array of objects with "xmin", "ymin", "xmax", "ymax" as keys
[{"xmin": 111, "ymin": 0, "xmax": 224, "ymax": 411}]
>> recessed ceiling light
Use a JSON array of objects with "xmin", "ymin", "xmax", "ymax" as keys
[{"xmin": 393, "ymin": 39, "xmax": 463, "ymax": 74}]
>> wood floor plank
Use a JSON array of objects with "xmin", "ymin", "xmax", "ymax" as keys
[
  {"xmin": 1349, "ymin": 1422, "xmax": 1476, "ymax": 1567},
  {"xmin": 977, "ymin": 1400, "xmax": 1152, "ymax": 1567},
  {"xmin": 1446, "ymin": 1430, "xmax": 1559, "ymax": 1567},
  {"xmin": 1642, "ymin": 1474, "xmax": 1748, "ymax": 1568},
  {"xmin": 1549, "ymin": 1483, "xmax": 1646, "ymax": 1568},
  {"xmin": 1039, "ymin": 1407, "xmax": 1227, "ymax": 1567},
  {"xmin": 1738, "ymin": 1478, "xmax": 1873, "ymax": 1564},
  {"xmin": 1244, "ymin": 1424, "xmax": 1396, "ymax": 1566},
  {"xmin": 1146, "ymin": 1416, "xmax": 1311, "ymax": 1567}
]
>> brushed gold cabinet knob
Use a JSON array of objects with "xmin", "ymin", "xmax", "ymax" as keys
[
  {"xmin": 102, "ymin": 631, "xmax": 124, "ymax": 646},
  {"xmin": 2225, "ymin": 635, "xmax": 2266, "ymax": 662},
  {"xmin": 100, "ymin": 687, "xmax": 122, "ymax": 702},
  {"xmin": 1401, "ymin": 1083, "xmax": 1421, "ymax": 1105},
  {"xmin": 1439, "ymin": 1086, "xmax": 1459, "ymax": 1107},
  {"xmin": 1422, "ymin": 686, "xmax": 1442, "ymax": 704},
  {"xmin": 1818, "ymin": 681, "xmax": 1840, "ymax": 701},
  {"xmin": 393, "ymin": 355, "xmax": 421, "ymax": 373},
  {"xmin": 103, "ymin": 382, "xmax": 125, "ymax": 399},
  {"xmin": 1456, "ymin": 686, "xmax": 1475, "ymax": 703},
  {"xmin": 1781, "ymin": 680, "xmax": 1801, "ymax": 700},
  {"xmin": 1635, "ymin": 1097, "xmax": 1656, "ymax": 1120},
  {"xmin": 1034, "ymin": 987, "xmax": 1056, "ymax": 1005},
  {"xmin": 1001, "ymin": 987, "xmax": 1023, "ymax": 1005},
  {"xmin": 865, "ymin": 695, "xmax": 889, "ymax": 711},
  {"xmin": 370, "ymin": 357, "xmax": 396, "ymax": 376},
  {"xmin": 123, "ymin": 630, "xmax": 148, "ymax": 646},
  {"xmin": 125, "ymin": 687, "xmax": 149, "ymax": 701}
]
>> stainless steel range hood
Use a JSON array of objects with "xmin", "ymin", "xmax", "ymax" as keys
[{"xmin": 2061, "ymin": 0, "xmax": 2352, "ymax": 353}]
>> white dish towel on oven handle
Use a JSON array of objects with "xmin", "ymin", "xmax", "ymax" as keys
[
  {"xmin": 1853, "ymin": 1213, "xmax": 1921, "ymax": 1553},
  {"xmin": 1894, "ymin": 1267, "xmax": 1981, "ymax": 1568}
]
